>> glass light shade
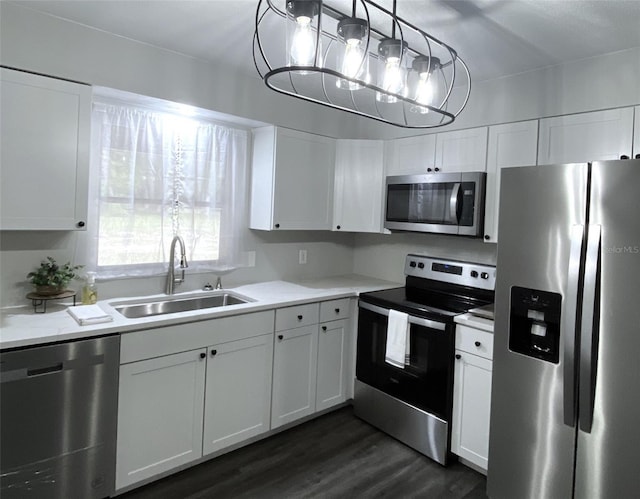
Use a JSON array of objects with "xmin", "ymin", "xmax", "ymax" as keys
[
  {"xmin": 376, "ymin": 38, "xmax": 408, "ymax": 103},
  {"xmin": 410, "ymin": 56, "xmax": 440, "ymax": 113},
  {"xmin": 336, "ymin": 18, "xmax": 370, "ymax": 90},
  {"xmin": 286, "ymin": 0, "xmax": 321, "ymax": 70}
]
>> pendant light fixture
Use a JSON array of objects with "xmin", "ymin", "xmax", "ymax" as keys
[{"xmin": 254, "ymin": 0, "xmax": 470, "ymax": 129}]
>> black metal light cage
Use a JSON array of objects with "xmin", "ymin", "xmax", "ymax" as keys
[{"xmin": 253, "ymin": 0, "xmax": 471, "ymax": 129}]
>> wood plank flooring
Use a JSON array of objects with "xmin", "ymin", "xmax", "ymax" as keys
[{"xmin": 119, "ymin": 406, "xmax": 487, "ymax": 499}]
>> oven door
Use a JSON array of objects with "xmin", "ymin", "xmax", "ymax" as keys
[{"xmin": 356, "ymin": 301, "xmax": 454, "ymax": 420}]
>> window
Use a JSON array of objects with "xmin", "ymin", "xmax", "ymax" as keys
[{"xmin": 88, "ymin": 100, "xmax": 248, "ymax": 277}]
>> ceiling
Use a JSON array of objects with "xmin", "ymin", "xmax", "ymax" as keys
[{"xmin": 12, "ymin": 0, "xmax": 640, "ymax": 83}]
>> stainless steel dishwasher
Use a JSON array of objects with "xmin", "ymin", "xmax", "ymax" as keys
[{"xmin": 1, "ymin": 335, "xmax": 120, "ymax": 499}]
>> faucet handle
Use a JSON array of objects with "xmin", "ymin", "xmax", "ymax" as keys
[
  {"xmin": 215, "ymin": 277, "xmax": 223, "ymax": 290},
  {"xmin": 203, "ymin": 283, "xmax": 214, "ymax": 291}
]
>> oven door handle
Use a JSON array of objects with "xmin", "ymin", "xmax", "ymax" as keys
[{"xmin": 358, "ymin": 301, "xmax": 447, "ymax": 331}]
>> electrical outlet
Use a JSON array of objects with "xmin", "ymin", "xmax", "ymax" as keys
[{"xmin": 299, "ymin": 249, "xmax": 307, "ymax": 265}]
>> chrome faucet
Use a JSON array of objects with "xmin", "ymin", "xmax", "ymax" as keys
[
  {"xmin": 165, "ymin": 235, "xmax": 188, "ymax": 294},
  {"xmin": 214, "ymin": 276, "xmax": 223, "ymax": 290}
]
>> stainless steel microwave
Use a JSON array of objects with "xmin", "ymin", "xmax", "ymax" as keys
[{"xmin": 384, "ymin": 172, "xmax": 486, "ymax": 237}]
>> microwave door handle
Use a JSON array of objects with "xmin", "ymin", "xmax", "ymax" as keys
[{"xmin": 448, "ymin": 183, "xmax": 461, "ymax": 224}]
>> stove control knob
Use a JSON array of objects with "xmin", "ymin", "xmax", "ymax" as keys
[
  {"xmin": 481, "ymin": 272, "xmax": 489, "ymax": 279},
  {"xmin": 470, "ymin": 270, "xmax": 479, "ymax": 278},
  {"xmin": 417, "ymin": 262, "xmax": 425, "ymax": 269},
  {"xmin": 409, "ymin": 261, "xmax": 417, "ymax": 268}
]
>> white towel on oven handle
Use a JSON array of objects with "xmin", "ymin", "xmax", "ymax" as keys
[{"xmin": 385, "ymin": 309, "xmax": 410, "ymax": 369}]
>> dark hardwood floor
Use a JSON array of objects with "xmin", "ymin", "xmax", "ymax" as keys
[{"xmin": 119, "ymin": 406, "xmax": 487, "ymax": 499}]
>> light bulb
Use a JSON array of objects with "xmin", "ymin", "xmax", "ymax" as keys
[
  {"xmin": 342, "ymin": 39, "xmax": 364, "ymax": 78},
  {"xmin": 381, "ymin": 57, "xmax": 406, "ymax": 102},
  {"xmin": 290, "ymin": 16, "xmax": 316, "ymax": 67},
  {"xmin": 413, "ymin": 73, "xmax": 434, "ymax": 114}
]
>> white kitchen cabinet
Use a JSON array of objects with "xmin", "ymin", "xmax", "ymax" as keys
[
  {"xmin": 116, "ymin": 349, "xmax": 206, "ymax": 490},
  {"xmin": 435, "ymin": 127, "xmax": 488, "ymax": 173},
  {"xmin": 0, "ymin": 67, "xmax": 91, "ymax": 230},
  {"xmin": 634, "ymin": 106, "xmax": 640, "ymax": 159},
  {"xmin": 202, "ymin": 334, "xmax": 273, "ymax": 456},
  {"xmin": 538, "ymin": 107, "xmax": 634, "ymax": 164},
  {"xmin": 333, "ymin": 139, "xmax": 385, "ymax": 233},
  {"xmin": 384, "ymin": 133, "xmax": 437, "ymax": 176},
  {"xmin": 271, "ymin": 324, "xmax": 319, "ymax": 429},
  {"xmin": 483, "ymin": 120, "xmax": 538, "ymax": 243},
  {"xmin": 316, "ymin": 318, "xmax": 348, "ymax": 411},
  {"xmin": 250, "ymin": 126, "xmax": 336, "ymax": 230},
  {"xmin": 452, "ymin": 323, "xmax": 494, "ymax": 474}
]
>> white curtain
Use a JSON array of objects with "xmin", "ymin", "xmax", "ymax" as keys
[{"xmin": 86, "ymin": 101, "xmax": 248, "ymax": 278}]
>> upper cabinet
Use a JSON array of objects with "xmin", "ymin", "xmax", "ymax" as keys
[
  {"xmin": 333, "ymin": 140, "xmax": 385, "ymax": 233},
  {"xmin": 435, "ymin": 127, "xmax": 488, "ymax": 173},
  {"xmin": 538, "ymin": 107, "xmax": 634, "ymax": 165},
  {"xmin": 0, "ymin": 68, "xmax": 91, "ymax": 230},
  {"xmin": 634, "ymin": 106, "xmax": 640, "ymax": 159},
  {"xmin": 384, "ymin": 134, "xmax": 437, "ymax": 176},
  {"xmin": 483, "ymin": 121, "xmax": 538, "ymax": 243},
  {"xmin": 250, "ymin": 126, "xmax": 336, "ymax": 231}
]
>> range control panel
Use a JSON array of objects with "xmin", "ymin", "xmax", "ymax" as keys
[{"xmin": 404, "ymin": 254, "xmax": 496, "ymax": 291}]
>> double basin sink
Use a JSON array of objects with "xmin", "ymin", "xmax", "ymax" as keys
[{"xmin": 113, "ymin": 291, "xmax": 253, "ymax": 319}]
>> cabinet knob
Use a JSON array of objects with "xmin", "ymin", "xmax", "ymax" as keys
[
  {"xmin": 484, "ymin": 235, "xmax": 490, "ymax": 241},
  {"xmin": 335, "ymin": 308, "xmax": 340, "ymax": 314},
  {"xmin": 620, "ymin": 155, "xmax": 630, "ymax": 160},
  {"xmin": 336, "ymin": 225, "xmax": 341, "ymax": 230},
  {"xmin": 427, "ymin": 167, "xmax": 433, "ymax": 172},
  {"xmin": 322, "ymin": 326, "xmax": 327, "ymax": 331},
  {"xmin": 434, "ymin": 167, "xmax": 440, "ymax": 172},
  {"xmin": 636, "ymin": 154, "xmax": 640, "ymax": 159},
  {"xmin": 275, "ymin": 223, "xmax": 280, "ymax": 229},
  {"xmin": 297, "ymin": 315, "xmax": 303, "ymax": 321},
  {"xmin": 199, "ymin": 352, "xmax": 206, "ymax": 359},
  {"xmin": 455, "ymin": 354, "xmax": 462, "ymax": 360},
  {"xmin": 475, "ymin": 341, "xmax": 481, "ymax": 347},
  {"xmin": 278, "ymin": 334, "xmax": 284, "ymax": 340},
  {"xmin": 210, "ymin": 349, "xmax": 217, "ymax": 356},
  {"xmin": 76, "ymin": 221, "xmax": 86, "ymax": 228}
]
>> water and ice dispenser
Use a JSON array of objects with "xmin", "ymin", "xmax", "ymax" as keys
[{"xmin": 509, "ymin": 286, "xmax": 562, "ymax": 363}]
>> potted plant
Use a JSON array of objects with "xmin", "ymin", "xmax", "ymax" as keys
[{"xmin": 27, "ymin": 256, "xmax": 83, "ymax": 295}]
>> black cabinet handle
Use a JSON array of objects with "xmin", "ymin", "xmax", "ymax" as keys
[
  {"xmin": 336, "ymin": 225, "xmax": 341, "ymax": 230},
  {"xmin": 434, "ymin": 167, "xmax": 440, "ymax": 172},
  {"xmin": 427, "ymin": 167, "xmax": 433, "ymax": 172},
  {"xmin": 210, "ymin": 349, "xmax": 217, "ymax": 356},
  {"xmin": 278, "ymin": 335, "xmax": 284, "ymax": 340},
  {"xmin": 76, "ymin": 221, "xmax": 86, "ymax": 228},
  {"xmin": 322, "ymin": 326, "xmax": 327, "ymax": 331},
  {"xmin": 620, "ymin": 155, "xmax": 630, "ymax": 160},
  {"xmin": 475, "ymin": 341, "xmax": 481, "ymax": 347},
  {"xmin": 484, "ymin": 235, "xmax": 490, "ymax": 241},
  {"xmin": 199, "ymin": 352, "xmax": 206, "ymax": 359},
  {"xmin": 275, "ymin": 223, "xmax": 280, "ymax": 228},
  {"xmin": 297, "ymin": 315, "xmax": 303, "ymax": 321},
  {"xmin": 335, "ymin": 308, "xmax": 340, "ymax": 314},
  {"xmin": 636, "ymin": 154, "xmax": 640, "ymax": 159},
  {"xmin": 455, "ymin": 354, "xmax": 462, "ymax": 360}
]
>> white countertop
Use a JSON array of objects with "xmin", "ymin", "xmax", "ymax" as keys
[
  {"xmin": 1, "ymin": 274, "xmax": 401, "ymax": 350},
  {"xmin": 454, "ymin": 312, "xmax": 495, "ymax": 333}
]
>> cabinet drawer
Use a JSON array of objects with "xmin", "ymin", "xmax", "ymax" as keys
[
  {"xmin": 275, "ymin": 303, "xmax": 319, "ymax": 331},
  {"xmin": 456, "ymin": 325, "xmax": 494, "ymax": 360},
  {"xmin": 319, "ymin": 298, "xmax": 351, "ymax": 323}
]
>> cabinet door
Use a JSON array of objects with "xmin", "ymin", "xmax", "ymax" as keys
[
  {"xmin": 316, "ymin": 319, "xmax": 348, "ymax": 411},
  {"xmin": 634, "ymin": 106, "xmax": 640, "ymax": 159},
  {"xmin": 272, "ymin": 128, "xmax": 336, "ymax": 230},
  {"xmin": 384, "ymin": 134, "xmax": 437, "ymax": 176},
  {"xmin": 0, "ymin": 68, "xmax": 90, "ymax": 230},
  {"xmin": 116, "ymin": 349, "xmax": 206, "ymax": 490},
  {"xmin": 452, "ymin": 351, "xmax": 493, "ymax": 473},
  {"xmin": 333, "ymin": 139, "xmax": 384, "ymax": 233},
  {"xmin": 484, "ymin": 121, "xmax": 538, "ymax": 243},
  {"xmin": 202, "ymin": 334, "xmax": 273, "ymax": 456},
  {"xmin": 271, "ymin": 324, "xmax": 318, "ymax": 429},
  {"xmin": 435, "ymin": 127, "xmax": 488, "ymax": 172},
  {"xmin": 538, "ymin": 107, "xmax": 634, "ymax": 164}
]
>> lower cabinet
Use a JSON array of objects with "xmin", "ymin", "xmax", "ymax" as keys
[
  {"xmin": 316, "ymin": 319, "xmax": 348, "ymax": 412},
  {"xmin": 452, "ymin": 323, "xmax": 494, "ymax": 474},
  {"xmin": 116, "ymin": 349, "xmax": 207, "ymax": 490},
  {"xmin": 203, "ymin": 334, "xmax": 274, "ymax": 455}
]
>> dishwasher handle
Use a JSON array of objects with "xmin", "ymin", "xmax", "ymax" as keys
[{"xmin": 1, "ymin": 354, "xmax": 105, "ymax": 383}]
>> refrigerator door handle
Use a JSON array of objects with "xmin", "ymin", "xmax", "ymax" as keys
[
  {"xmin": 579, "ymin": 224, "xmax": 602, "ymax": 433},
  {"xmin": 563, "ymin": 224, "xmax": 585, "ymax": 427}
]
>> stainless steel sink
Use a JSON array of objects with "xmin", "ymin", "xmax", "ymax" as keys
[{"xmin": 113, "ymin": 292, "xmax": 252, "ymax": 319}]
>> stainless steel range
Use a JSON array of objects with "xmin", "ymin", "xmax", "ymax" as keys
[{"xmin": 354, "ymin": 254, "xmax": 495, "ymax": 465}]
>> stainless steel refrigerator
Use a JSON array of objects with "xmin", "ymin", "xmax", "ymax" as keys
[{"xmin": 487, "ymin": 159, "xmax": 640, "ymax": 499}]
